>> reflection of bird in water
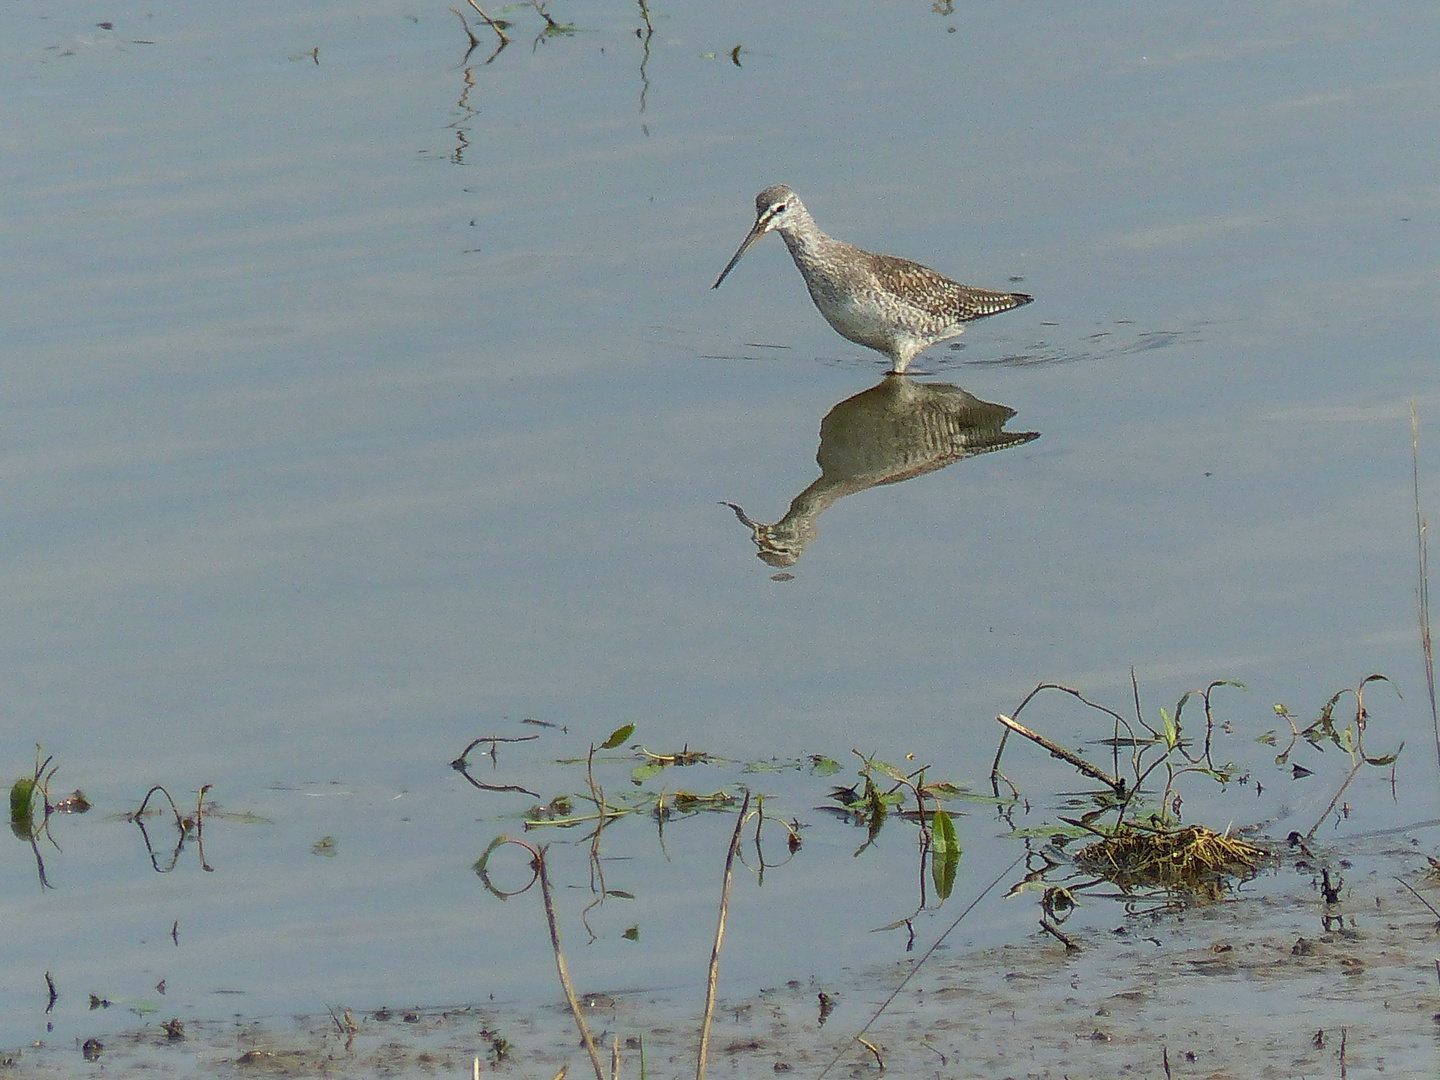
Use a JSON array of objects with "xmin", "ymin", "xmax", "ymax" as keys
[
  {"xmin": 712, "ymin": 184, "xmax": 1032, "ymax": 373},
  {"xmin": 723, "ymin": 375, "xmax": 1039, "ymax": 567}
]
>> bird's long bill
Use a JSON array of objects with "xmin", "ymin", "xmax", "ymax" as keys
[{"xmin": 711, "ymin": 219, "xmax": 767, "ymax": 290}]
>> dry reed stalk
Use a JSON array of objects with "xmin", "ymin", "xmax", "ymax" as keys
[
  {"xmin": 1412, "ymin": 402, "xmax": 1440, "ymax": 773},
  {"xmin": 695, "ymin": 790, "xmax": 750, "ymax": 1080},
  {"xmin": 466, "ymin": 0, "xmax": 510, "ymax": 42},
  {"xmin": 537, "ymin": 847, "xmax": 605, "ymax": 1080},
  {"xmin": 996, "ymin": 713, "xmax": 1125, "ymax": 793}
]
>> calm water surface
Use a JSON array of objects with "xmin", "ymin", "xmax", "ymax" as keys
[{"xmin": 3, "ymin": 0, "xmax": 1440, "ymax": 1054}]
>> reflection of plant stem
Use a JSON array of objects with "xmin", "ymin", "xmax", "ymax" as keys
[
  {"xmin": 451, "ymin": 7, "xmax": 481, "ymax": 49},
  {"xmin": 25, "ymin": 831, "xmax": 51, "ymax": 891},
  {"xmin": 126, "ymin": 783, "xmax": 222, "ymax": 874},
  {"xmin": 696, "ymin": 790, "xmax": 750, "ymax": 1080},
  {"xmin": 18, "ymin": 748, "xmax": 59, "ymax": 890},
  {"xmin": 1394, "ymin": 875, "xmax": 1440, "ymax": 922},
  {"xmin": 581, "ymin": 807, "xmax": 609, "ymax": 940},
  {"xmin": 451, "ymin": 1, "xmax": 509, "ymax": 64},
  {"xmin": 452, "ymin": 737, "xmax": 543, "ymax": 797},
  {"xmin": 855, "ymin": 1038, "xmax": 883, "ymax": 1070},
  {"xmin": 816, "ymin": 852, "xmax": 1025, "ymax": 1080},
  {"xmin": 1412, "ymin": 402, "xmax": 1440, "ymax": 772},
  {"xmin": 1308, "ymin": 761, "xmax": 1362, "ymax": 840},
  {"xmin": 912, "ymin": 773, "xmax": 931, "ymax": 911},
  {"xmin": 635, "ymin": 0, "xmax": 654, "ymax": 132},
  {"xmin": 537, "ymin": 846, "xmax": 605, "ymax": 1080},
  {"xmin": 134, "ymin": 785, "xmax": 187, "ymax": 831},
  {"xmin": 196, "ymin": 784, "xmax": 213, "ymax": 873},
  {"xmin": 752, "ymin": 794, "xmax": 766, "ymax": 886},
  {"xmin": 580, "ymin": 740, "xmax": 613, "ymax": 939},
  {"xmin": 1284, "ymin": 677, "xmax": 1403, "ymax": 840},
  {"xmin": 454, "ymin": 735, "xmax": 540, "ymax": 767}
]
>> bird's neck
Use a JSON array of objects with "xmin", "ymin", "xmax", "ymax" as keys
[{"xmin": 776, "ymin": 216, "xmax": 833, "ymax": 261}]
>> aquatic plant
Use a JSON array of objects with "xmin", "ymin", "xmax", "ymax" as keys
[{"xmin": 990, "ymin": 671, "xmax": 1402, "ymax": 898}]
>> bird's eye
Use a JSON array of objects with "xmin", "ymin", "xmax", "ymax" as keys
[{"xmin": 774, "ymin": 203, "xmax": 787, "ymax": 212}]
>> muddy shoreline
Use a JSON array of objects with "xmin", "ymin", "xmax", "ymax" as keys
[{"xmin": 9, "ymin": 832, "xmax": 1438, "ymax": 1079}]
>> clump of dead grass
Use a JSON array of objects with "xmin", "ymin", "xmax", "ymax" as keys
[{"xmin": 1074, "ymin": 822, "xmax": 1268, "ymax": 891}]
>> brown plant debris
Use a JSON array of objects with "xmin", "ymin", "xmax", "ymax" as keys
[{"xmin": 1075, "ymin": 824, "xmax": 1268, "ymax": 890}]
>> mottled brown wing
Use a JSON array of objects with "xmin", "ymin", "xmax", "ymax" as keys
[{"xmin": 868, "ymin": 253, "xmax": 1032, "ymax": 324}]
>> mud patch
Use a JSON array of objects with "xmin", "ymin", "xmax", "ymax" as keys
[{"xmin": 6, "ymin": 854, "xmax": 1437, "ymax": 1079}]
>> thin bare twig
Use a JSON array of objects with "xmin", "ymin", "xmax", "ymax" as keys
[
  {"xmin": 816, "ymin": 851, "xmax": 1026, "ymax": 1080},
  {"xmin": 1393, "ymin": 875, "xmax": 1440, "ymax": 922},
  {"xmin": 466, "ymin": 0, "xmax": 510, "ymax": 42},
  {"xmin": 196, "ymin": 783, "xmax": 213, "ymax": 872},
  {"xmin": 537, "ymin": 847, "xmax": 605, "ymax": 1080},
  {"xmin": 1412, "ymin": 402, "xmax": 1440, "ymax": 772},
  {"xmin": 696, "ymin": 789, "xmax": 751, "ymax": 1080},
  {"xmin": 1039, "ymin": 918, "xmax": 1080, "ymax": 951},
  {"xmin": 988, "ymin": 723, "xmax": 1012, "ymax": 797},
  {"xmin": 1303, "ymin": 679, "xmax": 1401, "ymax": 840},
  {"xmin": 995, "ymin": 714, "xmax": 1125, "ymax": 794}
]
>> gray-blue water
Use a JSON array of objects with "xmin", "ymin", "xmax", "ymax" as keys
[{"xmin": 3, "ymin": 0, "xmax": 1439, "ymax": 1053}]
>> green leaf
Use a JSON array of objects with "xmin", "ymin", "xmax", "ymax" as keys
[
  {"xmin": 868, "ymin": 758, "xmax": 910, "ymax": 785},
  {"xmin": 630, "ymin": 761, "xmax": 665, "ymax": 784},
  {"xmin": 10, "ymin": 778, "xmax": 35, "ymax": 827},
  {"xmin": 1364, "ymin": 740, "xmax": 1403, "ymax": 767},
  {"xmin": 473, "ymin": 834, "xmax": 517, "ymax": 890},
  {"xmin": 870, "ymin": 917, "xmax": 913, "ymax": 932},
  {"xmin": 622, "ymin": 926, "xmax": 639, "ymax": 941},
  {"xmin": 924, "ymin": 781, "xmax": 966, "ymax": 799},
  {"xmin": 808, "ymin": 756, "xmax": 841, "ymax": 777},
  {"xmin": 600, "ymin": 724, "xmax": 635, "ymax": 750},
  {"xmin": 1160, "ymin": 708, "xmax": 1179, "ymax": 750},
  {"xmin": 311, "ymin": 836, "xmax": 339, "ymax": 857},
  {"xmin": 930, "ymin": 808, "xmax": 960, "ymax": 900}
]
